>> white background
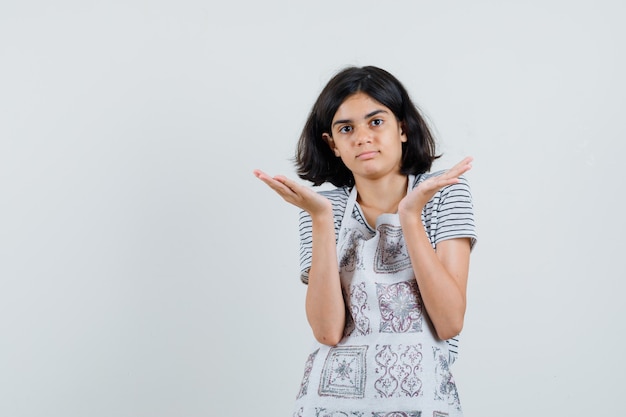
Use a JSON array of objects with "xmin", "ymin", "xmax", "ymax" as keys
[{"xmin": 1, "ymin": 1, "xmax": 625, "ymax": 416}]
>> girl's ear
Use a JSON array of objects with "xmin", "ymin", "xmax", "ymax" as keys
[
  {"xmin": 322, "ymin": 133, "xmax": 341, "ymax": 157},
  {"xmin": 400, "ymin": 122, "xmax": 408, "ymax": 142}
]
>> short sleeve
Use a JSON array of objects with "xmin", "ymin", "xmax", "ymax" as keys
[
  {"xmin": 422, "ymin": 175, "xmax": 477, "ymax": 249},
  {"xmin": 298, "ymin": 187, "xmax": 350, "ymax": 284},
  {"xmin": 298, "ymin": 209, "xmax": 314, "ymax": 284}
]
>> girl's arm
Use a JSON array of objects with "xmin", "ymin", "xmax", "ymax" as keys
[
  {"xmin": 253, "ymin": 170, "xmax": 345, "ymax": 346},
  {"xmin": 304, "ymin": 209, "xmax": 345, "ymax": 346},
  {"xmin": 397, "ymin": 157, "xmax": 473, "ymax": 340},
  {"xmin": 399, "ymin": 217, "xmax": 470, "ymax": 340}
]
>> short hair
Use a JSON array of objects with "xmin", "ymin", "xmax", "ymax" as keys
[{"xmin": 295, "ymin": 66, "xmax": 439, "ymax": 187}]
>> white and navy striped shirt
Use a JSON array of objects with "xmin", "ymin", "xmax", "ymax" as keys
[{"xmin": 297, "ymin": 171, "xmax": 477, "ymax": 360}]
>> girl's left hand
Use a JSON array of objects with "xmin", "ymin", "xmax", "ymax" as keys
[
  {"xmin": 398, "ymin": 156, "xmax": 473, "ymax": 215},
  {"xmin": 252, "ymin": 169, "xmax": 332, "ymax": 217}
]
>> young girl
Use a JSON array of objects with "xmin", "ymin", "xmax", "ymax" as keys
[{"xmin": 254, "ymin": 66, "xmax": 477, "ymax": 417}]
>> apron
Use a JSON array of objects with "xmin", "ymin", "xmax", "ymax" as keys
[{"xmin": 293, "ymin": 176, "xmax": 463, "ymax": 417}]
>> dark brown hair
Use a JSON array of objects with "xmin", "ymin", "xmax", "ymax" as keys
[{"xmin": 295, "ymin": 66, "xmax": 439, "ymax": 187}]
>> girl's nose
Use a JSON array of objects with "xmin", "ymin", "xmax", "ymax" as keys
[{"xmin": 354, "ymin": 126, "xmax": 372, "ymax": 145}]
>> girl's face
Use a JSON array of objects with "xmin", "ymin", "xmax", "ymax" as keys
[{"xmin": 323, "ymin": 92, "xmax": 407, "ymax": 183}]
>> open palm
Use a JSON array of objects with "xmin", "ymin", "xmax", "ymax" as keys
[
  {"xmin": 399, "ymin": 156, "xmax": 473, "ymax": 214},
  {"xmin": 253, "ymin": 169, "xmax": 332, "ymax": 216}
]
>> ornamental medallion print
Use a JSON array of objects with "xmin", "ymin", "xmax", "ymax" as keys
[
  {"xmin": 338, "ymin": 228, "xmax": 366, "ymax": 272},
  {"xmin": 432, "ymin": 347, "xmax": 461, "ymax": 410},
  {"xmin": 296, "ymin": 349, "xmax": 319, "ymax": 399},
  {"xmin": 319, "ymin": 346, "xmax": 368, "ymax": 399},
  {"xmin": 372, "ymin": 412, "xmax": 422, "ymax": 417},
  {"xmin": 374, "ymin": 224, "xmax": 411, "ymax": 273},
  {"xmin": 314, "ymin": 409, "xmax": 364, "ymax": 417},
  {"xmin": 376, "ymin": 281, "xmax": 423, "ymax": 333},
  {"xmin": 374, "ymin": 344, "xmax": 423, "ymax": 398},
  {"xmin": 344, "ymin": 282, "xmax": 372, "ymax": 337}
]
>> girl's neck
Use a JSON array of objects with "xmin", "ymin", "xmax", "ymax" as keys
[{"xmin": 354, "ymin": 173, "xmax": 408, "ymax": 217}]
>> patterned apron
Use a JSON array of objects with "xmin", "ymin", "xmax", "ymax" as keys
[{"xmin": 293, "ymin": 176, "xmax": 463, "ymax": 417}]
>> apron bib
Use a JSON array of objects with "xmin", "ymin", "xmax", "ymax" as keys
[{"xmin": 293, "ymin": 176, "xmax": 463, "ymax": 417}]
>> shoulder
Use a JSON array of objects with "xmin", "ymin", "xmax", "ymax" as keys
[
  {"xmin": 322, "ymin": 187, "xmax": 351, "ymax": 217},
  {"xmin": 319, "ymin": 186, "xmax": 351, "ymax": 204},
  {"xmin": 415, "ymin": 170, "xmax": 477, "ymax": 248}
]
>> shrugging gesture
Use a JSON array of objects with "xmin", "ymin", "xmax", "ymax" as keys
[{"xmin": 254, "ymin": 65, "xmax": 477, "ymax": 416}]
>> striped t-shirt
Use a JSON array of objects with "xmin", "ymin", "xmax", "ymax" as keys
[{"xmin": 297, "ymin": 171, "xmax": 477, "ymax": 360}]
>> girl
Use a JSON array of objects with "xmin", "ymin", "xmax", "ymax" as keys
[{"xmin": 254, "ymin": 66, "xmax": 477, "ymax": 417}]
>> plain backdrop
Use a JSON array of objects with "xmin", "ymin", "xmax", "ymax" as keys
[{"xmin": 1, "ymin": 1, "xmax": 625, "ymax": 416}]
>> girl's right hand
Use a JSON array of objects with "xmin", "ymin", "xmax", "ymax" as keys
[
  {"xmin": 398, "ymin": 156, "xmax": 473, "ymax": 216},
  {"xmin": 253, "ymin": 169, "xmax": 332, "ymax": 216}
]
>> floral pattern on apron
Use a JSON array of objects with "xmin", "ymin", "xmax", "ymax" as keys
[{"xmin": 293, "ymin": 176, "xmax": 463, "ymax": 417}]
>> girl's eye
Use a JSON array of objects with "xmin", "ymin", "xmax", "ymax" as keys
[
  {"xmin": 371, "ymin": 119, "xmax": 383, "ymax": 127},
  {"xmin": 339, "ymin": 126, "xmax": 352, "ymax": 134}
]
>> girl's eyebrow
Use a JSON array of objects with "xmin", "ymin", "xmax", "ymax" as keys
[{"xmin": 332, "ymin": 109, "xmax": 389, "ymax": 127}]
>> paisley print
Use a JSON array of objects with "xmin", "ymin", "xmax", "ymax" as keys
[
  {"xmin": 293, "ymin": 177, "xmax": 472, "ymax": 416},
  {"xmin": 432, "ymin": 347, "xmax": 461, "ymax": 411},
  {"xmin": 297, "ymin": 349, "xmax": 319, "ymax": 399},
  {"xmin": 319, "ymin": 346, "xmax": 368, "ymax": 399},
  {"xmin": 376, "ymin": 281, "xmax": 423, "ymax": 333},
  {"xmin": 374, "ymin": 344, "xmax": 423, "ymax": 398},
  {"xmin": 338, "ymin": 228, "xmax": 366, "ymax": 272},
  {"xmin": 374, "ymin": 224, "xmax": 411, "ymax": 273},
  {"xmin": 344, "ymin": 282, "xmax": 372, "ymax": 337},
  {"xmin": 314, "ymin": 410, "xmax": 364, "ymax": 417}
]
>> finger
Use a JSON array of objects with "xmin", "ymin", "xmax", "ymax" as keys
[
  {"xmin": 273, "ymin": 175, "xmax": 303, "ymax": 194},
  {"xmin": 254, "ymin": 171, "xmax": 297, "ymax": 197},
  {"xmin": 453, "ymin": 156, "xmax": 473, "ymax": 171},
  {"xmin": 448, "ymin": 157, "xmax": 472, "ymax": 172},
  {"xmin": 442, "ymin": 156, "xmax": 473, "ymax": 179},
  {"xmin": 254, "ymin": 170, "xmax": 289, "ymax": 190},
  {"xmin": 253, "ymin": 169, "xmax": 271, "ymax": 180},
  {"xmin": 265, "ymin": 177, "xmax": 297, "ymax": 197}
]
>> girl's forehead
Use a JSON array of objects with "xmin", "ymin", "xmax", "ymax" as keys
[
  {"xmin": 334, "ymin": 93, "xmax": 387, "ymax": 117},
  {"xmin": 340, "ymin": 92, "xmax": 378, "ymax": 105}
]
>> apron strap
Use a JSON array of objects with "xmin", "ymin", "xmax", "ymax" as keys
[
  {"xmin": 339, "ymin": 175, "xmax": 416, "ymax": 235},
  {"xmin": 339, "ymin": 185, "xmax": 358, "ymax": 236}
]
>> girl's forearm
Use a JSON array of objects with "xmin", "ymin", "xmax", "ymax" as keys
[
  {"xmin": 305, "ymin": 212, "xmax": 345, "ymax": 346},
  {"xmin": 399, "ymin": 213, "xmax": 469, "ymax": 340}
]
